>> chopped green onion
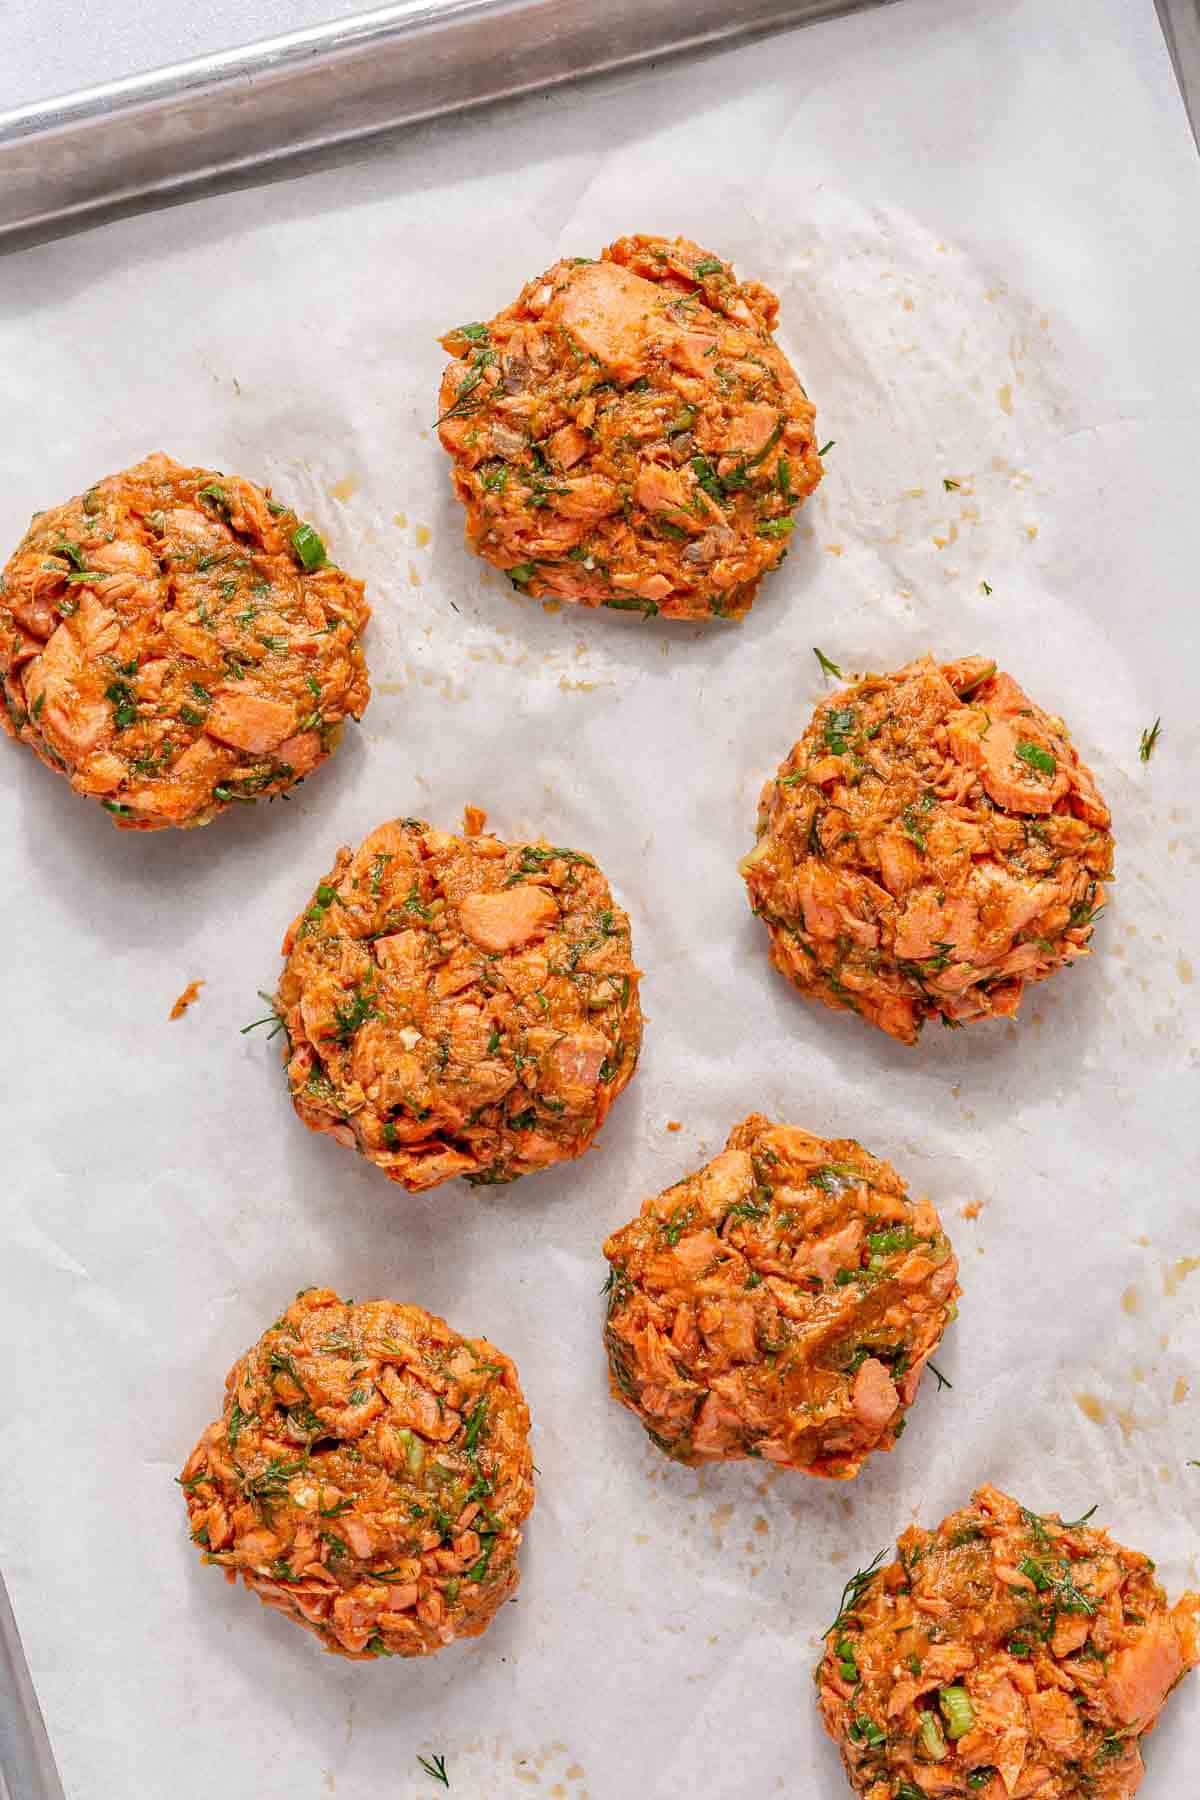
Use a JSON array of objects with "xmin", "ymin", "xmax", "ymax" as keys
[
  {"xmin": 1015, "ymin": 741, "xmax": 1056, "ymax": 777},
  {"xmin": 918, "ymin": 1711, "xmax": 947, "ymax": 1761},
  {"xmin": 292, "ymin": 523, "xmax": 327, "ymax": 570},
  {"xmin": 939, "ymin": 1686, "xmax": 975, "ymax": 1741}
]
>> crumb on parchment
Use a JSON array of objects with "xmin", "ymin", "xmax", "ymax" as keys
[{"xmin": 169, "ymin": 979, "xmax": 205, "ymax": 1020}]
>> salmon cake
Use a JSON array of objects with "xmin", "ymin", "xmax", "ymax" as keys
[
  {"xmin": 272, "ymin": 814, "xmax": 643, "ymax": 1190},
  {"xmin": 817, "ymin": 1484, "xmax": 1199, "ymax": 1798},
  {"xmin": 741, "ymin": 656, "xmax": 1114, "ymax": 1043},
  {"xmin": 0, "ymin": 453, "xmax": 369, "ymax": 829},
  {"xmin": 436, "ymin": 233, "xmax": 823, "ymax": 620},
  {"xmin": 180, "ymin": 1287, "xmax": 534, "ymax": 1659},
  {"xmin": 602, "ymin": 1114, "xmax": 958, "ymax": 1477}
]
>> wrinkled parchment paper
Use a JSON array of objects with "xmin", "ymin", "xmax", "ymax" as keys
[{"xmin": 2, "ymin": 0, "xmax": 1199, "ymax": 1794}]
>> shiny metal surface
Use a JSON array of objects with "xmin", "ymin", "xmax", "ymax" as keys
[
  {"xmin": 0, "ymin": 1569, "xmax": 66, "ymax": 1800},
  {"xmin": 0, "ymin": 0, "xmax": 891, "ymax": 243},
  {"xmin": 1156, "ymin": 0, "xmax": 1200, "ymax": 145}
]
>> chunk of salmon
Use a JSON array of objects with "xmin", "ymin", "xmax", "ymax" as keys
[
  {"xmin": 894, "ymin": 887, "xmax": 978, "ymax": 964},
  {"xmin": 373, "ymin": 928, "xmax": 426, "ymax": 983},
  {"xmin": 722, "ymin": 404, "xmax": 780, "ymax": 457},
  {"xmin": 692, "ymin": 1147, "xmax": 755, "ymax": 1221},
  {"xmin": 667, "ymin": 331, "xmax": 720, "ymax": 377},
  {"xmin": 668, "ymin": 1229, "xmax": 723, "ymax": 1279},
  {"xmin": 163, "ymin": 611, "xmax": 217, "ymax": 661},
  {"xmin": 794, "ymin": 1218, "xmax": 864, "ymax": 1282},
  {"xmin": 634, "ymin": 463, "xmax": 689, "ymax": 516},
  {"xmin": 552, "ymin": 475, "xmax": 621, "ymax": 520},
  {"xmin": 546, "ymin": 260, "xmax": 657, "ymax": 381},
  {"xmin": 1105, "ymin": 1621, "xmax": 1184, "ymax": 1725},
  {"xmin": 459, "ymin": 883, "xmax": 558, "ymax": 952},
  {"xmin": 26, "ymin": 625, "xmax": 111, "ymax": 757},
  {"xmin": 205, "ymin": 691, "xmax": 295, "ymax": 753},
  {"xmin": 948, "ymin": 709, "xmax": 1071, "ymax": 815},
  {"xmin": 546, "ymin": 1029, "xmax": 606, "ymax": 1110},
  {"xmin": 1027, "ymin": 1687, "xmax": 1083, "ymax": 1758},
  {"xmin": 272, "ymin": 731, "xmax": 323, "ymax": 777},
  {"xmin": 609, "ymin": 569, "xmax": 673, "ymax": 602},
  {"xmin": 878, "ymin": 827, "xmax": 923, "ymax": 898},
  {"xmin": 850, "ymin": 1358, "xmax": 899, "ymax": 1432},
  {"xmin": 547, "ymin": 423, "xmax": 590, "ymax": 469}
]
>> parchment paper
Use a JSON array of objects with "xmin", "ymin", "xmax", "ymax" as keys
[{"xmin": 2, "ymin": 0, "xmax": 1199, "ymax": 1795}]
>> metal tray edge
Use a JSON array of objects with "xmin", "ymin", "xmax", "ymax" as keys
[{"xmin": 0, "ymin": 0, "xmax": 892, "ymax": 246}]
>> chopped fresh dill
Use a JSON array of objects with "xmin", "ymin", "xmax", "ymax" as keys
[{"xmin": 826, "ymin": 1548, "xmax": 887, "ymax": 1635}]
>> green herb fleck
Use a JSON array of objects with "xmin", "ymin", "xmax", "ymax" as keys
[
  {"xmin": 826, "ymin": 1548, "xmax": 887, "ymax": 1636},
  {"xmin": 292, "ymin": 523, "xmax": 327, "ymax": 571},
  {"xmin": 1015, "ymin": 740, "xmax": 1056, "ymax": 778}
]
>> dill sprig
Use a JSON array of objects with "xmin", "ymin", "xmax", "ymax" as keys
[
  {"xmin": 825, "ymin": 1548, "xmax": 888, "ymax": 1636},
  {"xmin": 241, "ymin": 990, "xmax": 288, "ymax": 1040}
]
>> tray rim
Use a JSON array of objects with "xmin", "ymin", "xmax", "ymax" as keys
[{"xmin": 0, "ymin": 0, "xmax": 894, "ymax": 248}]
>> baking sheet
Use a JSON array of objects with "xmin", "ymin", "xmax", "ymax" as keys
[
  {"xmin": 0, "ymin": 0, "xmax": 890, "ymax": 244},
  {"xmin": 1, "ymin": 0, "xmax": 1199, "ymax": 1794}
]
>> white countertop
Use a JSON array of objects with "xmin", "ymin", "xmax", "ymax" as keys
[{"xmin": 1, "ymin": 0, "xmax": 371, "ymax": 111}]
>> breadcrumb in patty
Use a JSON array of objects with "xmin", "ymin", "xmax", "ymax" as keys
[{"xmin": 436, "ymin": 234, "xmax": 823, "ymax": 621}]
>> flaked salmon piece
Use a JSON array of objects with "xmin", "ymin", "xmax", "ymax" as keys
[
  {"xmin": 459, "ymin": 883, "xmax": 559, "ymax": 952},
  {"xmin": 1105, "ymin": 1620, "xmax": 1184, "ymax": 1724},
  {"xmin": 546, "ymin": 422, "xmax": 590, "ymax": 469},
  {"xmin": 546, "ymin": 258, "xmax": 657, "ymax": 379},
  {"xmin": 205, "ymin": 691, "xmax": 296, "ymax": 753},
  {"xmin": 849, "ymin": 1358, "xmax": 899, "ymax": 1432},
  {"xmin": 552, "ymin": 473, "xmax": 621, "ymax": 520},
  {"xmin": 634, "ymin": 462, "xmax": 691, "ymax": 516},
  {"xmin": 949, "ymin": 710, "xmax": 1072, "ymax": 815},
  {"xmin": 1028, "ymin": 1687, "xmax": 1084, "ymax": 1758},
  {"xmin": 721, "ymin": 403, "xmax": 781, "ymax": 456}
]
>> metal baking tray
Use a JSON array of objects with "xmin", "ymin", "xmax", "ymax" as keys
[{"xmin": 0, "ymin": 0, "xmax": 892, "ymax": 247}]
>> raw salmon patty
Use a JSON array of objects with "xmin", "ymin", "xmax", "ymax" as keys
[
  {"xmin": 741, "ymin": 656, "xmax": 1114, "ymax": 1042},
  {"xmin": 436, "ymin": 234, "xmax": 823, "ymax": 620},
  {"xmin": 602, "ymin": 1114, "xmax": 958, "ymax": 1477},
  {"xmin": 180, "ymin": 1286, "xmax": 534, "ymax": 1659},
  {"xmin": 272, "ymin": 814, "xmax": 643, "ymax": 1189},
  {"xmin": 0, "ymin": 453, "xmax": 369, "ymax": 829},
  {"xmin": 817, "ymin": 1484, "xmax": 1199, "ymax": 1798}
]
